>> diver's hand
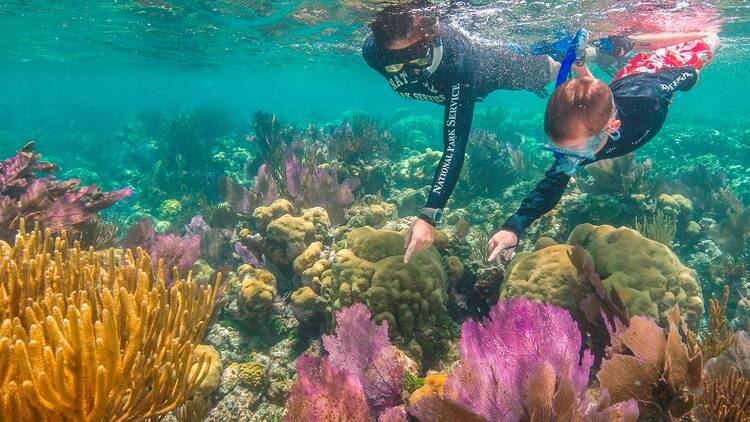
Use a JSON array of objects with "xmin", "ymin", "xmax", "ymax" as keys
[
  {"xmin": 487, "ymin": 229, "xmax": 519, "ymax": 263},
  {"xmin": 404, "ymin": 218, "xmax": 435, "ymax": 264}
]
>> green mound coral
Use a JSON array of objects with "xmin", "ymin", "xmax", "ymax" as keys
[
  {"xmin": 502, "ymin": 223, "xmax": 704, "ymax": 328},
  {"xmin": 501, "ymin": 242, "xmax": 582, "ymax": 312},
  {"xmin": 331, "ymin": 226, "xmax": 448, "ymax": 337}
]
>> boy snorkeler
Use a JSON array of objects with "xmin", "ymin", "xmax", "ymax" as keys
[{"xmin": 488, "ymin": 31, "xmax": 720, "ymax": 262}]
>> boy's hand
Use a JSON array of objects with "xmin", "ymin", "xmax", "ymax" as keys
[
  {"xmin": 487, "ymin": 229, "xmax": 519, "ymax": 263},
  {"xmin": 404, "ymin": 218, "xmax": 435, "ymax": 264}
]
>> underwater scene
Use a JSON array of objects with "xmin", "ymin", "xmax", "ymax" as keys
[{"xmin": 2, "ymin": 0, "xmax": 750, "ymax": 421}]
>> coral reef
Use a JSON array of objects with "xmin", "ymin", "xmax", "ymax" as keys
[{"xmin": 0, "ymin": 221, "xmax": 223, "ymax": 421}]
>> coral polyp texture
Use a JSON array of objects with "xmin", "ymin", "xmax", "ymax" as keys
[
  {"xmin": 0, "ymin": 221, "xmax": 223, "ymax": 421},
  {"xmin": 331, "ymin": 226, "xmax": 448, "ymax": 337},
  {"xmin": 503, "ymin": 223, "xmax": 704, "ymax": 329}
]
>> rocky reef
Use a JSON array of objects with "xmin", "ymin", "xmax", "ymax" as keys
[{"xmin": 2, "ymin": 105, "xmax": 748, "ymax": 422}]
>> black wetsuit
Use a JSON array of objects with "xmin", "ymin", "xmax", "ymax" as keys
[
  {"xmin": 503, "ymin": 66, "xmax": 700, "ymax": 238},
  {"xmin": 363, "ymin": 25, "xmax": 551, "ymax": 212}
]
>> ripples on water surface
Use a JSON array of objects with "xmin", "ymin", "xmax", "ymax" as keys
[{"xmin": 2, "ymin": 1, "xmax": 749, "ymax": 69}]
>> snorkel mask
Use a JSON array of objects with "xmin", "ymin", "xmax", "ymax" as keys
[
  {"xmin": 381, "ymin": 37, "xmax": 443, "ymax": 84},
  {"xmin": 543, "ymin": 130, "xmax": 607, "ymax": 176}
]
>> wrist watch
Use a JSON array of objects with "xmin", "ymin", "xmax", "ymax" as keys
[{"xmin": 419, "ymin": 207, "xmax": 444, "ymax": 226}]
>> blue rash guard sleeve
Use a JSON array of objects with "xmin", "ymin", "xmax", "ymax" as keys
[
  {"xmin": 502, "ymin": 159, "xmax": 571, "ymax": 238},
  {"xmin": 425, "ymin": 82, "xmax": 475, "ymax": 210}
]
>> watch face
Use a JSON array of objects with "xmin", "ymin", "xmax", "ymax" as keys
[{"xmin": 434, "ymin": 209, "xmax": 444, "ymax": 223}]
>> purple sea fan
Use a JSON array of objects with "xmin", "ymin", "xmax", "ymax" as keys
[
  {"xmin": 284, "ymin": 354, "xmax": 370, "ymax": 422},
  {"xmin": 322, "ymin": 303, "xmax": 405, "ymax": 417},
  {"xmin": 150, "ymin": 233, "xmax": 201, "ymax": 276},
  {"xmin": 444, "ymin": 298, "xmax": 595, "ymax": 420}
]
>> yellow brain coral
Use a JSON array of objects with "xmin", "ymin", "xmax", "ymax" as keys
[
  {"xmin": 569, "ymin": 224, "xmax": 703, "ymax": 327},
  {"xmin": 500, "ymin": 242, "xmax": 583, "ymax": 312},
  {"xmin": 264, "ymin": 208, "xmax": 330, "ymax": 268},
  {"xmin": 332, "ymin": 227, "xmax": 448, "ymax": 336},
  {"xmin": 253, "ymin": 198, "xmax": 295, "ymax": 232},
  {"xmin": 0, "ymin": 222, "xmax": 223, "ymax": 421},
  {"xmin": 234, "ymin": 265, "xmax": 277, "ymax": 320},
  {"xmin": 192, "ymin": 345, "xmax": 223, "ymax": 396}
]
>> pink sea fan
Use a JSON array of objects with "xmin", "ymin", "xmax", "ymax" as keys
[
  {"xmin": 149, "ymin": 233, "xmax": 201, "ymax": 276},
  {"xmin": 284, "ymin": 354, "xmax": 370, "ymax": 422},
  {"xmin": 322, "ymin": 303, "xmax": 390, "ymax": 379},
  {"xmin": 322, "ymin": 303, "xmax": 405, "ymax": 417},
  {"xmin": 444, "ymin": 298, "xmax": 595, "ymax": 420}
]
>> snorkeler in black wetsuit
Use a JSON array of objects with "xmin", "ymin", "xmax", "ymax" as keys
[
  {"xmin": 486, "ymin": 32, "xmax": 721, "ymax": 262},
  {"xmin": 363, "ymin": 1, "xmax": 558, "ymax": 263}
]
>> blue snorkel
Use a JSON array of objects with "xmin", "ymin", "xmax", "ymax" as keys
[
  {"xmin": 555, "ymin": 28, "xmax": 590, "ymax": 87},
  {"xmin": 544, "ymin": 29, "xmax": 593, "ymax": 175}
]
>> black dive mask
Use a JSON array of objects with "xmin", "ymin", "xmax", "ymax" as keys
[{"xmin": 379, "ymin": 38, "xmax": 440, "ymax": 84}]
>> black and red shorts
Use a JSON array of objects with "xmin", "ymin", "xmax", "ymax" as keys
[{"xmin": 613, "ymin": 37, "xmax": 717, "ymax": 81}]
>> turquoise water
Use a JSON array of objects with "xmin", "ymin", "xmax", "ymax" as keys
[{"xmin": 2, "ymin": 1, "xmax": 749, "ymax": 146}]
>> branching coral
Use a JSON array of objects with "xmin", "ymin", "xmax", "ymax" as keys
[
  {"xmin": 634, "ymin": 209, "xmax": 677, "ymax": 246},
  {"xmin": 692, "ymin": 286, "xmax": 737, "ymax": 362},
  {"xmin": 579, "ymin": 153, "xmax": 653, "ymax": 197},
  {"xmin": 716, "ymin": 188, "xmax": 750, "ymax": 256},
  {"xmin": 0, "ymin": 220, "xmax": 223, "ymax": 421},
  {"xmin": 701, "ymin": 367, "xmax": 750, "ymax": 422},
  {"xmin": 326, "ymin": 111, "xmax": 400, "ymax": 165},
  {"xmin": 597, "ymin": 307, "xmax": 703, "ymax": 419},
  {"xmin": 0, "ymin": 142, "xmax": 132, "ymax": 241}
]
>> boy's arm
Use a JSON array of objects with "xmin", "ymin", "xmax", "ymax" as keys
[{"xmin": 502, "ymin": 160, "xmax": 572, "ymax": 239}]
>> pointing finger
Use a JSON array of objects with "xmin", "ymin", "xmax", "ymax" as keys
[
  {"xmin": 404, "ymin": 242, "xmax": 415, "ymax": 264},
  {"xmin": 487, "ymin": 244, "xmax": 504, "ymax": 263}
]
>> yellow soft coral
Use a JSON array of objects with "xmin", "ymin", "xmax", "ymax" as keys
[{"xmin": 0, "ymin": 221, "xmax": 223, "ymax": 422}]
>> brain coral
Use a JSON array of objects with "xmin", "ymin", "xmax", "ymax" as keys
[
  {"xmin": 500, "ymin": 241, "xmax": 582, "ymax": 312},
  {"xmin": 331, "ymin": 226, "xmax": 448, "ymax": 337},
  {"xmin": 502, "ymin": 224, "xmax": 704, "ymax": 328}
]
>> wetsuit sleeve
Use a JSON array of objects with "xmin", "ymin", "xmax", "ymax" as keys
[
  {"xmin": 502, "ymin": 159, "xmax": 571, "ymax": 238},
  {"xmin": 424, "ymin": 82, "xmax": 475, "ymax": 210}
]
